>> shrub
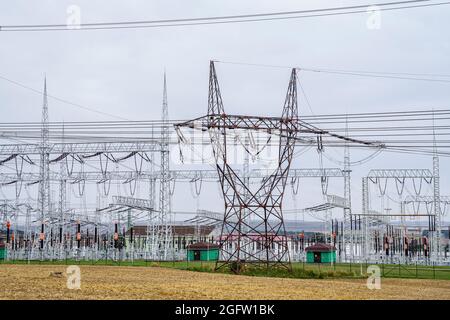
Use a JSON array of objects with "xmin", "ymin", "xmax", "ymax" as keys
[
  {"xmin": 187, "ymin": 266, "xmax": 212, "ymax": 273},
  {"xmin": 230, "ymin": 261, "xmax": 246, "ymax": 274}
]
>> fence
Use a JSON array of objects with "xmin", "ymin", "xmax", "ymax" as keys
[{"xmin": 292, "ymin": 260, "xmax": 450, "ymax": 280}]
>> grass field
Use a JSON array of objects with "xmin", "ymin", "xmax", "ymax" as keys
[
  {"xmin": 3, "ymin": 259, "xmax": 450, "ymax": 280},
  {"xmin": 0, "ymin": 264, "xmax": 449, "ymax": 300}
]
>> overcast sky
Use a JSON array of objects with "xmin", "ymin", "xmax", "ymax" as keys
[{"xmin": 0, "ymin": 0, "xmax": 449, "ymax": 222}]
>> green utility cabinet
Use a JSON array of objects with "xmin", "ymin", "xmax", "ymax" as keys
[
  {"xmin": 187, "ymin": 242, "xmax": 220, "ymax": 261},
  {"xmin": 0, "ymin": 243, "xmax": 6, "ymax": 260},
  {"xmin": 305, "ymin": 243, "xmax": 336, "ymax": 263}
]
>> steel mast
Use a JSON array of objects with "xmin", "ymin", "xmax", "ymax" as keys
[
  {"xmin": 159, "ymin": 72, "xmax": 172, "ymax": 260},
  {"xmin": 432, "ymin": 111, "xmax": 441, "ymax": 263},
  {"xmin": 38, "ymin": 78, "xmax": 51, "ymax": 257}
]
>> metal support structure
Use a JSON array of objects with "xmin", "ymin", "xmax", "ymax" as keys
[
  {"xmin": 158, "ymin": 72, "xmax": 172, "ymax": 260},
  {"xmin": 361, "ymin": 177, "xmax": 369, "ymax": 260},
  {"xmin": 362, "ymin": 168, "xmax": 444, "ymax": 263},
  {"xmin": 343, "ymin": 125, "xmax": 352, "ymax": 261},
  {"xmin": 38, "ymin": 78, "xmax": 51, "ymax": 257},
  {"xmin": 6, "ymin": 63, "xmax": 437, "ymax": 267},
  {"xmin": 0, "ymin": 141, "xmax": 160, "ymax": 156},
  {"xmin": 174, "ymin": 62, "xmax": 374, "ymax": 272},
  {"xmin": 432, "ymin": 126, "xmax": 441, "ymax": 262},
  {"xmin": 147, "ymin": 153, "xmax": 157, "ymax": 259},
  {"xmin": 58, "ymin": 123, "xmax": 67, "ymax": 257},
  {"xmin": 208, "ymin": 62, "xmax": 297, "ymax": 271},
  {"xmin": 0, "ymin": 168, "xmax": 345, "ymax": 185}
]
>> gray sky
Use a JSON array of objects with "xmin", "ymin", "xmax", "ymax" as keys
[{"xmin": 0, "ymin": 0, "xmax": 449, "ymax": 222}]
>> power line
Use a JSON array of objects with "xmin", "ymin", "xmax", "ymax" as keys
[
  {"xmin": 216, "ymin": 60, "xmax": 450, "ymax": 78},
  {"xmin": 1, "ymin": 1, "xmax": 449, "ymax": 32},
  {"xmin": 1, "ymin": 110, "xmax": 449, "ymax": 128},
  {"xmin": 0, "ymin": 74, "xmax": 129, "ymax": 120},
  {"xmin": 302, "ymin": 68, "xmax": 450, "ymax": 83},
  {"xmin": 215, "ymin": 61, "xmax": 450, "ymax": 84},
  {"xmin": 2, "ymin": 63, "xmax": 449, "ymax": 126}
]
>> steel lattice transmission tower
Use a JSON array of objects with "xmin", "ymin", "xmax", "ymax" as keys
[
  {"xmin": 175, "ymin": 62, "xmax": 378, "ymax": 272},
  {"xmin": 38, "ymin": 78, "xmax": 51, "ymax": 250},
  {"xmin": 208, "ymin": 61, "xmax": 298, "ymax": 272},
  {"xmin": 158, "ymin": 72, "xmax": 172, "ymax": 260}
]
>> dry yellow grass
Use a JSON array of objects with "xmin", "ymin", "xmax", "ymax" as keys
[{"xmin": 0, "ymin": 264, "xmax": 449, "ymax": 300}]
